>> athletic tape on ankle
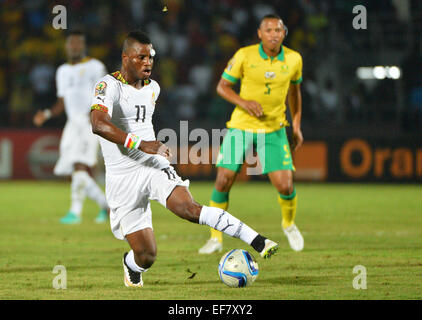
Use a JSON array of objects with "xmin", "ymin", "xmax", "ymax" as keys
[{"xmin": 124, "ymin": 133, "xmax": 142, "ymax": 150}]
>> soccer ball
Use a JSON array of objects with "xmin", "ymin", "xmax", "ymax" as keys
[{"xmin": 218, "ymin": 249, "xmax": 259, "ymax": 287}]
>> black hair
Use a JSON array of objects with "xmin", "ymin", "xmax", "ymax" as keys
[
  {"xmin": 259, "ymin": 13, "xmax": 282, "ymax": 25},
  {"xmin": 126, "ymin": 30, "xmax": 151, "ymax": 45},
  {"xmin": 123, "ymin": 30, "xmax": 152, "ymax": 53}
]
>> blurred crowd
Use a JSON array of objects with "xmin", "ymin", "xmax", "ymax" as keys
[{"xmin": 1, "ymin": 0, "xmax": 421, "ymax": 133}]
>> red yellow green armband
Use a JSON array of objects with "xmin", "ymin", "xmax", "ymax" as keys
[
  {"xmin": 91, "ymin": 104, "xmax": 108, "ymax": 113},
  {"xmin": 124, "ymin": 133, "xmax": 142, "ymax": 150}
]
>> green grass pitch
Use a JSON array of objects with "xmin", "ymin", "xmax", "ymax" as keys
[{"xmin": 0, "ymin": 181, "xmax": 421, "ymax": 300}]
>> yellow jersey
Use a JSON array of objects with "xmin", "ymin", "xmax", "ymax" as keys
[{"xmin": 222, "ymin": 43, "xmax": 303, "ymax": 133}]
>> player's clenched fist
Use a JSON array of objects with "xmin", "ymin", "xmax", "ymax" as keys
[
  {"xmin": 140, "ymin": 140, "xmax": 171, "ymax": 158},
  {"xmin": 239, "ymin": 100, "xmax": 264, "ymax": 118}
]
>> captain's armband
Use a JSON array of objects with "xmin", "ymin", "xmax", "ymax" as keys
[{"xmin": 91, "ymin": 104, "xmax": 109, "ymax": 113}]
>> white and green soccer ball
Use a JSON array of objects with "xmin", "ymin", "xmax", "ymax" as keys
[{"xmin": 218, "ymin": 249, "xmax": 259, "ymax": 288}]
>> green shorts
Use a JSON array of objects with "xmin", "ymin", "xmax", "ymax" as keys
[{"xmin": 216, "ymin": 128, "xmax": 295, "ymax": 174}]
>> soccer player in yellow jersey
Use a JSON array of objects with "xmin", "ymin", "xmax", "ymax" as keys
[{"xmin": 199, "ymin": 14, "xmax": 305, "ymax": 254}]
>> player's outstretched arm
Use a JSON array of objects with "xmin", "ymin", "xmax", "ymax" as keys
[
  {"xmin": 287, "ymin": 83, "xmax": 303, "ymax": 151},
  {"xmin": 33, "ymin": 98, "xmax": 65, "ymax": 127},
  {"xmin": 90, "ymin": 109, "xmax": 170, "ymax": 157},
  {"xmin": 216, "ymin": 78, "xmax": 263, "ymax": 118}
]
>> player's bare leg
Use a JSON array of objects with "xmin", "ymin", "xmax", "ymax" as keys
[
  {"xmin": 167, "ymin": 186, "xmax": 278, "ymax": 259},
  {"xmin": 60, "ymin": 163, "xmax": 109, "ymax": 224},
  {"xmin": 214, "ymin": 167, "xmax": 238, "ymax": 193},
  {"xmin": 123, "ymin": 228, "xmax": 157, "ymax": 287},
  {"xmin": 199, "ymin": 167, "xmax": 237, "ymax": 254},
  {"xmin": 60, "ymin": 163, "xmax": 88, "ymax": 224},
  {"xmin": 268, "ymin": 170, "xmax": 304, "ymax": 251}
]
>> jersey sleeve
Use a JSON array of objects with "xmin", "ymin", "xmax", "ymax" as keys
[
  {"xmin": 221, "ymin": 49, "xmax": 245, "ymax": 84},
  {"xmin": 55, "ymin": 66, "xmax": 66, "ymax": 98},
  {"xmin": 152, "ymin": 81, "xmax": 160, "ymax": 103},
  {"xmin": 90, "ymin": 78, "xmax": 118, "ymax": 117},
  {"xmin": 290, "ymin": 53, "xmax": 303, "ymax": 85}
]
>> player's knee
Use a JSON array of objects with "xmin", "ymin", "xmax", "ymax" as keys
[
  {"xmin": 215, "ymin": 172, "xmax": 235, "ymax": 192},
  {"xmin": 277, "ymin": 183, "xmax": 294, "ymax": 196}
]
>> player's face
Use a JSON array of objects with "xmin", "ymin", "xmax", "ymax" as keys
[
  {"xmin": 65, "ymin": 35, "xmax": 86, "ymax": 61},
  {"xmin": 258, "ymin": 18, "xmax": 285, "ymax": 51},
  {"xmin": 124, "ymin": 42, "xmax": 154, "ymax": 80}
]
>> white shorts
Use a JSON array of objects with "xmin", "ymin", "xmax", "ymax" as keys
[
  {"xmin": 106, "ymin": 164, "xmax": 190, "ymax": 240},
  {"xmin": 54, "ymin": 120, "xmax": 99, "ymax": 176}
]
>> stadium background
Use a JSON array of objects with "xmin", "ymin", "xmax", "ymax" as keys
[
  {"xmin": 1, "ymin": 0, "xmax": 422, "ymax": 302},
  {"xmin": 1, "ymin": 0, "xmax": 422, "ymax": 183}
]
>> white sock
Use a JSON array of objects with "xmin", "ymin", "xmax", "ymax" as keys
[
  {"xmin": 125, "ymin": 250, "xmax": 148, "ymax": 273},
  {"xmin": 82, "ymin": 172, "xmax": 108, "ymax": 210},
  {"xmin": 199, "ymin": 206, "xmax": 258, "ymax": 245},
  {"xmin": 69, "ymin": 171, "xmax": 87, "ymax": 217}
]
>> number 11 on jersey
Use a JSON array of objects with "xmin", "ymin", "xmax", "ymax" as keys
[{"xmin": 135, "ymin": 105, "xmax": 146, "ymax": 122}]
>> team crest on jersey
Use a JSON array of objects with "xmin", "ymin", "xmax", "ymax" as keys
[
  {"xmin": 265, "ymin": 71, "xmax": 276, "ymax": 79},
  {"xmin": 281, "ymin": 64, "xmax": 289, "ymax": 73},
  {"xmin": 227, "ymin": 58, "xmax": 235, "ymax": 71},
  {"xmin": 95, "ymin": 81, "xmax": 107, "ymax": 96},
  {"xmin": 151, "ymin": 92, "xmax": 156, "ymax": 105}
]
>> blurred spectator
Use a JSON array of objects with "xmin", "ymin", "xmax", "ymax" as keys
[
  {"xmin": 207, "ymin": 95, "xmax": 233, "ymax": 126},
  {"xmin": 402, "ymin": 45, "xmax": 422, "ymax": 98},
  {"xmin": 252, "ymin": 1, "xmax": 276, "ymax": 21},
  {"xmin": 401, "ymin": 44, "xmax": 422, "ymax": 129},
  {"xmin": 1, "ymin": 0, "xmax": 419, "ymax": 134},
  {"xmin": 175, "ymin": 83, "xmax": 198, "ymax": 121},
  {"xmin": 410, "ymin": 87, "xmax": 422, "ymax": 126},
  {"xmin": 29, "ymin": 61, "xmax": 55, "ymax": 111},
  {"xmin": 130, "ymin": 0, "xmax": 147, "ymax": 22},
  {"xmin": 8, "ymin": 76, "xmax": 33, "ymax": 127},
  {"xmin": 372, "ymin": 79, "xmax": 397, "ymax": 122},
  {"xmin": 392, "ymin": 0, "xmax": 411, "ymax": 23},
  {"xmin": 302, "ymin": 72, "xmax": 319, "ymax": 120},
  {"xmin": 157, "ymin": 57, "xmax": 178, "ymax": 90},
  {"xmin": 189, "ymin": 63, "xmax": 213, "ymax": 95},
  {"xmin": 289, "ymin": 24, "xmax": 316, "ymax": 56},
  {"xmin": 0, "ymin": 68, "xmax": 7, "ymax": 125},
  {"xmin": 346, "ymin": 83, "xmax": 370, "ymax": 122},
  {"xmin": 147, "ymin": 22, "xmax": 170, "ymax": 56},
  {"xmin": 320, "ymin": 79, "xmax": 339, "ymax": 121},
  {"xmin": 169, "ymin": 33, "xmax": 189, "ymax": 60}
]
